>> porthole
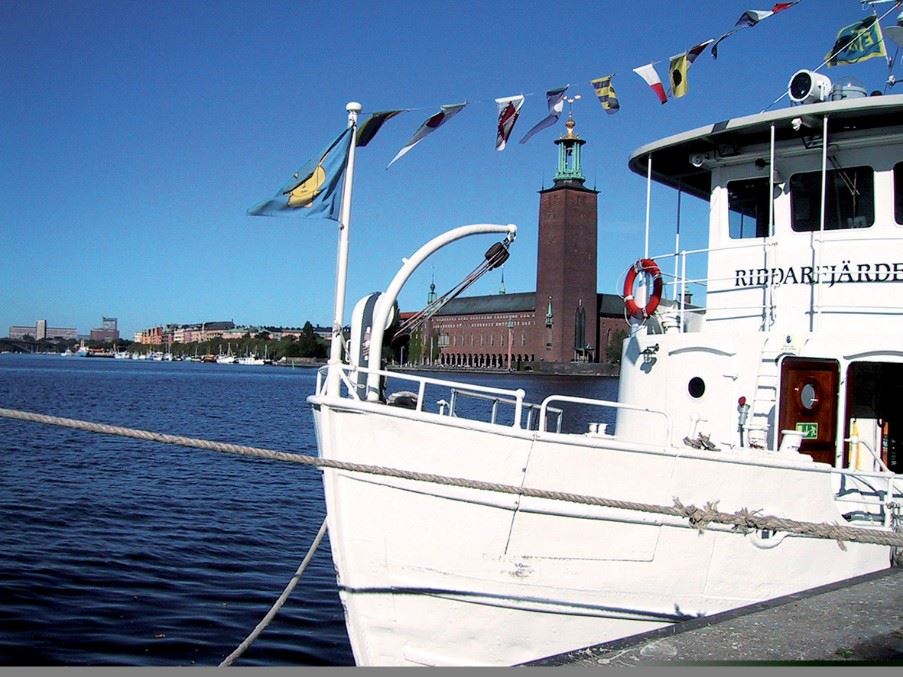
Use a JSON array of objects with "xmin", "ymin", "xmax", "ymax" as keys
[
  {"xmin": 688, "ymin": 377, "xmax": 706, "ymax": 398},
  {"xmin": 800, "ymin": 382, "xmax": 818, "ymax": 410}
]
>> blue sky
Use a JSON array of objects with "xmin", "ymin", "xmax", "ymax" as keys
[{"xmin": 3, "ymin": 0, "xmax": 900, "ymax": 339}]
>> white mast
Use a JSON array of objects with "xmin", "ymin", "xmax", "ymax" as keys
[{"xmin": 326, "ymin": 101, "xmax": 362, "ymax": 397}]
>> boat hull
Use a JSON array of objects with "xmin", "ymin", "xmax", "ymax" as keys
[{"xmin": 313, "ymin": 398, "xmax": 891, "ymax": 666}]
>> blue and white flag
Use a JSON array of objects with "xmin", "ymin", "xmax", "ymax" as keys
[
  {"xmin": 519, "ymin": 86, "xmax": 568, "ymax": 144},
  {"xmin": 248, "ymin": 127, "xmax": 353, "ymax": 221}
]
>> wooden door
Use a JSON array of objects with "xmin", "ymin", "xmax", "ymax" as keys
[{"xmin": 778, "ymin": 358, "xmax": 839, "ymax": 465}]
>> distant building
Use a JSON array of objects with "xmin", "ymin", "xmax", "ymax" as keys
[
  {"xmin": 134, "ymin": 321, "xmax": 236, "ymax": 345},
  {"xmin": 9, "ymin": 321, "xmax": 78, "ymax": 341},
  {"xmin": 90, "ymin": 316, "xmax": 120, "ymax": 343}
]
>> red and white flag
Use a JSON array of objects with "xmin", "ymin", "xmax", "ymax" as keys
[
  {"xmin": 494, "ymin": 94, "xmax": 524, "ymax": 151},
  {"xmin": 388, "ymin": 103, "xmax": 467, "ymax": 168},
  {"xmin": 632, "ymin": 63, "xmax": 668, "ymax": 104}
]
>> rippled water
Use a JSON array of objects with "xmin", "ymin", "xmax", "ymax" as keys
[
  {"xmin": 0, "ymin": 355, "xmax": 352, "ymax": 666},
  {"xmin": 0, "ymin": 354, "xmax": 617, "ymax": 666}
]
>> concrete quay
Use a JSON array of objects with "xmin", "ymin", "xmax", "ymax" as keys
[{"xmin": 529, "ymin": 567, "xmax": 903, "ymax": 667}]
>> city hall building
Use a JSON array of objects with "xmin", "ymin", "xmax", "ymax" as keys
[{"xmin": 415, "ymin": 115, "xmax": 627, "ymax": 373}]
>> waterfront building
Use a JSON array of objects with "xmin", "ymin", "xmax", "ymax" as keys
[
  {"xmin": 90, "ymin": 316, "xmax": 120, "ymax": 343},
  {"xmin": 9, "ymin": 321, "xmax": 78, "ymax": 341},
  {"xmin": 135, "ymin": 321, "xmax": 236, "ymax": 345},
  {"xmin": 412, "ymin": 114, "xmax": 625, "ymax": 373}
]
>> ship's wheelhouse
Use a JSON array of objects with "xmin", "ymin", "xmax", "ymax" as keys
[{"xmin": 620, "ymin": 87, "xmax": 903, "ymax": 471}]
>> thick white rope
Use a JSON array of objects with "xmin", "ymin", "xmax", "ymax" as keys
[
  {"xmin": 1, "ymin": 407, "xmax": 901, "ymax": 548},
  {"xmin": 219, "ymin": 517, "xmax": 327, "ymax": 666}
]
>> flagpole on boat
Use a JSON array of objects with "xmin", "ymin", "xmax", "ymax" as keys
[{"xmin": 327, "ymin": 101, "xmax": 362, "ymax": 397}]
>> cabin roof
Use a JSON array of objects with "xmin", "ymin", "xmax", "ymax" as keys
[{"xmin": 628, "ymin": 93, "xmax": 903, "ymax": 200}]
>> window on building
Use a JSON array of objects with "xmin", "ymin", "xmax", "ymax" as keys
[
  {"xmin": 728, "ymin": 177, "xmax": 771, "ymax": 239},
  {"xmin": 790, "ymin": 165, "xmax": 874, "ymax": 231},
  {"xmin": 895, "ymin": 162, "xmax": 903, "ymax": 225}
]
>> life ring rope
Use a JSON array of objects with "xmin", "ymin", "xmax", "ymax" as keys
[{"xmin": 623, "ymin": 258, "xmax": 663, "ymax": 320}]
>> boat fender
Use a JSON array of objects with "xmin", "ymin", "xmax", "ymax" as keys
[{"xmin": 623, "ymin": 258, "xmax": 663, "ymax": 319}]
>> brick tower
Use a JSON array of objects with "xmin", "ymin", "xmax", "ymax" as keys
[{"xmin": 533, "ymin": 112, "xmax": 599, "ymax": 364}]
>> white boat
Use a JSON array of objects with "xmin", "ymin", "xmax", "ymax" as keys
[
  {"xmin": 308, "ymin": 73, "xmax": 903, "ymax": 666},
  {"xmin": 216, "ymin": 344, "xmax": 236, "ymax": 364}
]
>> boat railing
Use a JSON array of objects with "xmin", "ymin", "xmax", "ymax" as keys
[
  {"xmin": 538, "ymin": 395, "xmax": 673, "ymax": 445},
  {"xmin": 448, "ymin": 388, "xmax": 563, "ymax": 432},
  {"xmin": 650, "ymin": 240, "xmax": 783, "ymax": 330},
  {"xmin": 317, "ymin": 364, "xmax": 531, "ymax": 428},
  {"xmin": 830, "ymin": 444, "xmax": 903, "ymax": 529},
  {"xmin": 652, "ymin": 235, "xmax": 903, "ymax": 331}
]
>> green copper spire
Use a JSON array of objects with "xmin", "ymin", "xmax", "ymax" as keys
[
  {"xmin": 553, "ymin": 112, "xmax": 585, "ymax": 184},
  {"xmin": 427, "ymin": 273, "xmax": 437, "ymax": 305}
]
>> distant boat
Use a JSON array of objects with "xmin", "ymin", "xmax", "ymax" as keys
[
  {"xmin": 85, "ymin": 348, "xmax": 114, "ymax": 358},
  {"xmin": 216, "ymin": 343, "xmax": 237, "ymax": 364}
]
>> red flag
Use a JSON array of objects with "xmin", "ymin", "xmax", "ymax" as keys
[
  {"xmin": 633, "ymin": 63, "xmax": 668, "ymax": 104},
  {"xmin": 494, "ymin": 95, "xmax": 524, "ymax": 151}
]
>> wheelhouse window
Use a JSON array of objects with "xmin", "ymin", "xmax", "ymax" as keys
[
  {"xmin": 895, "ymin": 162, "xmax": 903, "ymax": 225},
  {"xmin": 790, "ymin": 165, "xmax": 874, "ymax": 231},
  {"xmin": 728, "ymin": 177, "xmax": 771, "ymax": 239}
]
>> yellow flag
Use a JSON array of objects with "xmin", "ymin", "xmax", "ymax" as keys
[{"xmin": 669, "ymin": 52, "xmax": 689, "ymax": 98}]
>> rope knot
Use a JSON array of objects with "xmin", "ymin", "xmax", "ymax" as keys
[
  {"xmin": 673, "ymin": 498, "xmax": 719, "ymax": 533},
  {"xmin": 732, "ymin": 507, "xmax": 763, "ymax": 534}
]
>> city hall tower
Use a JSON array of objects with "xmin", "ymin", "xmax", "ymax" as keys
[{"xmin": 533, "ymin": 113, "xmax": 599, "ymax": 363}]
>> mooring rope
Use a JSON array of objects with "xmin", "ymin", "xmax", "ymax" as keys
[
  {"xmin": 219, "ymin": 517, "xmax": 327, "ymax": 666},
  {"xmin": 1, "ymin": 406, "xmax": 902, "ymax": 548}
]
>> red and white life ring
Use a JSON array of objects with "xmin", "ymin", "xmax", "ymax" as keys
[{"xmin": 623, "ymin": 258, "xmax": 663, "ymax": 319}]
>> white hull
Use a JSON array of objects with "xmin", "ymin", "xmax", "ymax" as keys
[
  {"xmin": 304, "ymin": 83, "xmax": 903, "ymax": 666},
  {"xmin": 314, "ymin": 398, "xmax": 890, "ymax": 666}
]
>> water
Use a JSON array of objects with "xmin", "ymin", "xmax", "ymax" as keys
[{"xmin": 0, "ymin": 354, "xmax": 617, "ymax": 666}]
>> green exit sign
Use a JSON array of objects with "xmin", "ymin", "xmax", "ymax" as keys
[{"xmin": 796, "ymin": 422, "xmax": 818, "ymax": 439}]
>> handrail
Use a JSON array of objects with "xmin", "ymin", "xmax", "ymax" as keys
[
  {"xmin": 845, "ymin": 436, "xmax": 893, "ymax": 475},
  {"xmin": 831, "ymin": 443, "xmax": 903, "ymax": 529},
  {"xmin": 319, "ymin": 363, "xmax": 527, "ymax": 427},
  {"xmin": 844, "ymin": 435, "xmax": 903, "ymax": 527},
  {"xmin": 646, "ymin": 231, "xmax": 903, "ymax": 333},
  {"xmin": 538, "ymin": 395, "xmax": 673, "ymax": 444},
  {"xmin": 448, "ymin": 388, "xmax": 562, "ymax": 431}
]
